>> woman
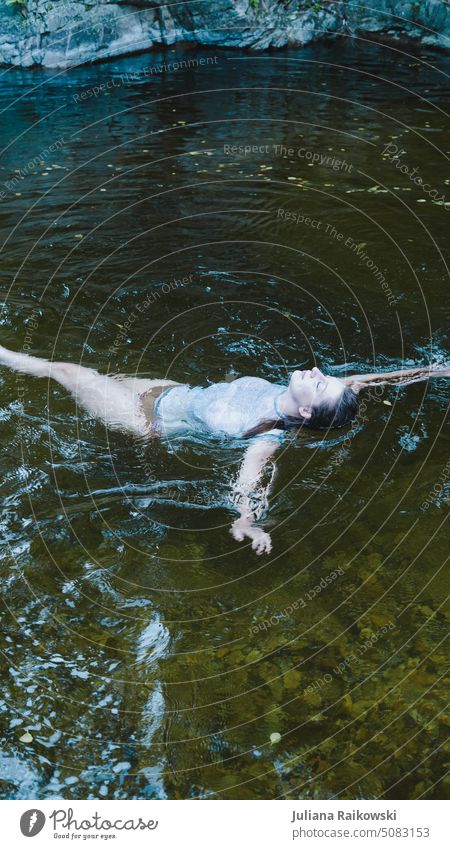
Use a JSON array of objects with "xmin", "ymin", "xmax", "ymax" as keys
[{"xmin": 0, "ymin": 343, "xmax": 448, "ymax": 554}]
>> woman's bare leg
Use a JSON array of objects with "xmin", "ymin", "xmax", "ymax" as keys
[{"xmin": 0, "ymin": 345, "xmax": 149, "ymax": 436}]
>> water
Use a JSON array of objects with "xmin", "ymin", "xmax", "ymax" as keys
[{"xmin": 0, "ymin": 41, "xmax": 448, "ymax": 800}]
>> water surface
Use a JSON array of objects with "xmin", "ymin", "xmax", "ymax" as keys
[{"xmin": 0, "ymin": 40, "xmax": 448, "ymax": 800}]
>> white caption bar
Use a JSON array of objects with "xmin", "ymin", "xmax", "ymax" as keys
[{"xmin": 1, "ymin": 799, "xmax": 445, "ymax": 848}]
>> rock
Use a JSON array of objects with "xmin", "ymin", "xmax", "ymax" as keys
[
  {"xmin": 0, "ymin": 1, "xmax": 448, "ymax": 68},
  {"xmin": 283, "ymin": 669, "xmax": 302, "ymax": 690}
]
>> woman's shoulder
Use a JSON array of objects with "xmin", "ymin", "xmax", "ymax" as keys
[{"xmin": 225, "ymin": 375, "xmax": 276, "ymax": 389}]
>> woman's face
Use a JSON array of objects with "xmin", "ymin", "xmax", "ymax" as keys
[{"xmin": 289, "ymin": 367, "xmax": 344, "ymax": 418}]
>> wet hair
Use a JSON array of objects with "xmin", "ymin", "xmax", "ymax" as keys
[{"xmin": 243, "ymin": 386, "xmax": 359, "ymax": 438}]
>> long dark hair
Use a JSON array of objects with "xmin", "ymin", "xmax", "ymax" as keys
[{"xmin": 243, "ymin": 386, "xmax": 359, "ymax": 438}]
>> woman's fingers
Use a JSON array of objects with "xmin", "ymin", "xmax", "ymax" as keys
[
  {"xmin": 230, "ymin": 519, "xmax": 272, "ymax": 554},
  {"xmin": 250, "ymin": 529, "xmax": 272, "ymax": 555}
]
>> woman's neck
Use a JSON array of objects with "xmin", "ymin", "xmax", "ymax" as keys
[{"xmin": 276, "ymin": 388, "xmax": 298, "ymax": 418}]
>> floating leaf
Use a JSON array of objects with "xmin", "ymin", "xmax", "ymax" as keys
[
  {"xmin": 19, "ymin": 731, "xmax": 33, "ymax": 743},
  {"xmin": 269, "ymin": 732, "xmax": 281, "ymax": 744}
]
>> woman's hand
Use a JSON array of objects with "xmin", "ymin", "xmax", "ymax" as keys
[
  {"xmin": 229, "ymin": 437, "xmax": 279, "ymax": 555},
  {"xmin": 230, "ymin": 516, "xmax": 272, "ymax": 555}
]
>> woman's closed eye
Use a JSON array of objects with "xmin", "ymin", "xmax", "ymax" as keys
[{"xmin": 316, "ymin": 379, "xmax": 326, "ymax": 392}]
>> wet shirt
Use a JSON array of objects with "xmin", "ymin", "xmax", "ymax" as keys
[{"xmin": 154, "ymin": 376, "xmax": 286, "ymax": 440}]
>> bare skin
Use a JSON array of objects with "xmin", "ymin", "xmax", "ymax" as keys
[
  {"xmin": 229, "ymin": 366, "xmax": 346, "ymax": 553},
  {"xmin": 0, "ymin": 345, "xmax": 448, "ymax": 555},
  {"xmin": 230, "ymin": 364, "xmax": 449, "ymax": 553},
  {"xmin": 342, "ymin": 364, "xmax": 450, "ymax": 390}
]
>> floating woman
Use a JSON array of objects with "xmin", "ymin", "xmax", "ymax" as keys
[{"xmin": 0, "ymin": 343, "xmax": 448, "ymax": 555}]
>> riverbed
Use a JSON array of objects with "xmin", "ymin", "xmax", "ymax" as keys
[{"xmin": 0, "ymin": 40, "xmax": 448, "ymax": 799}]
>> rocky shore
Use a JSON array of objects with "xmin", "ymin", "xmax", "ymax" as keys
[{"xmin": 0, "ymin": 1, "xmax": 449, "ymax": 68}]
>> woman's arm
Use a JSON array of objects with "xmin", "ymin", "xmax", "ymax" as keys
[
  {"xmin": 229, "ymin": 437, "xmax": 279, "ymax": 555},
  {"xmin": 341, "ymin": 364, "xmax": 450, "ymax": 389}
]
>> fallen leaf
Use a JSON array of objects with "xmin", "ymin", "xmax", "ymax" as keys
[
  {"xmin": 269, "ymin": 732, "xmax": 281, "ymax": 744},
  {"xmin": 19, "ymin": 731, "xmax": 33, "ymax": 743}
]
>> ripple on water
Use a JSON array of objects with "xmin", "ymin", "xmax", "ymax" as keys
[{"xmin": 0, "ymin": 41, "xmax": 449, "ymax": 801}]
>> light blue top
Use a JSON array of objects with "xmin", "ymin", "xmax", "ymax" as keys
[{"xmin": 154, "ymin": 376, "xmax": 286, "ymax": 440}]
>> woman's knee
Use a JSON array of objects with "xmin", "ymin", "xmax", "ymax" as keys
[{"xmin": 50, "ymin": 361, "xmax": 97, "ymax": 388}]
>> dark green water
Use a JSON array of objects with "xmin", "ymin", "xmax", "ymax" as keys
[{"xmin": 0, "ymin": 41, "xmax": 448, "ymax": 800}]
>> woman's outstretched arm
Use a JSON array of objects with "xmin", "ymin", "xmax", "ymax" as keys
[
  {"xmin": 341, "ymin": 363, "xmax": 450, "ymax": 389},
  {"xmin": 229, "ymin": 437, "xmax": 279, "ymax": 555}
]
